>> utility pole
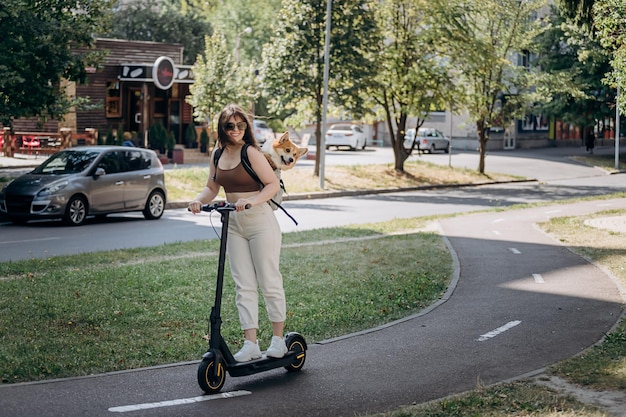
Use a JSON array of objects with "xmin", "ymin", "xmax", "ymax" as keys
[{"xmin": 320, "ymin": 0, "xmax": 332, "ymax": 189}]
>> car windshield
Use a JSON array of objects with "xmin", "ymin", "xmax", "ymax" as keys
[
  {"xmin": 330, "ymin": 124, "xmax": 352, "ymax": 131},
  {"xmin": 31, "ymin": 150, "xmax": 100, "ymax": 175}
]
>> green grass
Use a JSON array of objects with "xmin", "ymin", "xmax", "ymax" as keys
[{"xmin": 0, "ymin": 225, "xmax": 451, "ymax": 383}]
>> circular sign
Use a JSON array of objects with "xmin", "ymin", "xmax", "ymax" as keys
[{"xmin": 153, "ymin": 56, "xmax": 176, "ymax": 90}]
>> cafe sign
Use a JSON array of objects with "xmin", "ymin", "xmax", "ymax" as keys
[{"xmin": 118, "ymin": 57, "xmax": 194, "ymax": 88}]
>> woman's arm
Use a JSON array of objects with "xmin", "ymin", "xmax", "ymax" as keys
[{"xmin": 188, "ymin": 148, "xmax": 221, "ymax": 213}]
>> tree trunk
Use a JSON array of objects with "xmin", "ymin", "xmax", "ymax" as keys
[
  {"xmin": 477, "ymin": 121, "xmax": 488, "ymax": 174},
  {"xmin": 393, "ymin": 114, "xmax": 410, "ymax": 172}
]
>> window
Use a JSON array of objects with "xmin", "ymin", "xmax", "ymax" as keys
[{"xmin": 106, "ymin": 82, "xmax": 121, "ymax": 118}]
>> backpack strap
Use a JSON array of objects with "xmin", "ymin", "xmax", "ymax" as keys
[{"xmin": 240, "ymin": 145, "xmax": 297, "ymax": 225}]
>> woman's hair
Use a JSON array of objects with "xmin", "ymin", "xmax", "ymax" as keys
[{"xmin": 216, "ymin": 104, "xmax": 258, "ymax": 149}]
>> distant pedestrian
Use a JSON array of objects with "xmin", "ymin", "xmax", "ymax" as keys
[{"xmin": 585, "ymin": 131, "xmax": 595, "ymax": 154}]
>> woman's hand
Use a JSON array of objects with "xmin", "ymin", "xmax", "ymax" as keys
[
  {"xmin": 235, "ymin": 198, "xmax": 252, "ymax": 211},
  {"xmin": 188, "ymin": 200, "xmax": 203, "ymax": 214}
]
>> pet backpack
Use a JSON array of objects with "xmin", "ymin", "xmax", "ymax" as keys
[{"xmin": 213, "ymin": 144, "xmax": 297, "ymax": 225}]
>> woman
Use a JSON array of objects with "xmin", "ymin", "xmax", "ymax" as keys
[{"xmin": 188, "ymin": 104, "xmax": 287, "ymax": 361}]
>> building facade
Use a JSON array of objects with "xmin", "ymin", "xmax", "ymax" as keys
[{"xmin": 13, "ymin": 38, "xmax": 195, "ymax": 147}]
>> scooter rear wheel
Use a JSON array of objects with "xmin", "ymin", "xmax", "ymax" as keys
[
  {"xmin": 284, "ymin": 335, "xmax": 306, "ymax": 372},
  {"xmin": 197, "ymin": 357, "xmax": 226, "ymax": 393}
]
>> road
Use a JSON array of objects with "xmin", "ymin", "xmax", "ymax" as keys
[
  {"xmin": 0, "ymin": 146, "xmax": 625, "ymax": 417},
  {"xmin": 0, "ymin": 146, "xmax": 623, "ymax": 261}
]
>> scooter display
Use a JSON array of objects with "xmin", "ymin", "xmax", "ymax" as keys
[{"xmin": 195, "ymin": 202, "xmax": 307, "ymax": 394}]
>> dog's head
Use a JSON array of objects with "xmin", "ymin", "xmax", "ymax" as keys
[{"xmin": 264, "ymin": 132, "xmax": 308, "ymax": 170}]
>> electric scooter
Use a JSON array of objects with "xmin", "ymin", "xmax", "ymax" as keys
[{"xmin": 195, "ymin": 202, "xmax": 307, "ymax": 394}]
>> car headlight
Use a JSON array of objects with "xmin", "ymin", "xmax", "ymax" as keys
[{"xmin": 37, "ymin": 180, "xmax": 69, "ymax": 197}]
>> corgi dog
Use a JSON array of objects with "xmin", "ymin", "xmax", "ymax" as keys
[{"xmin": 261, "ymin": 132, "xmax": 308, "ymax": 171}]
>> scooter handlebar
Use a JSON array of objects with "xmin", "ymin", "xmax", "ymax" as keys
[{"xmin": 189, "ymin": 202, "xmax": 251, "ymax": 213}]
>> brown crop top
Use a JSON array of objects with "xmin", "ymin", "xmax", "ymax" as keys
[{"xmin": 215, "ymin": 162, "xmax": 260, "ymax": 193}]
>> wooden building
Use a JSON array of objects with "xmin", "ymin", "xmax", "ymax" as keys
[{"xmin": 13, "ymin": 38, "xmax": 195, "ymax": 147}]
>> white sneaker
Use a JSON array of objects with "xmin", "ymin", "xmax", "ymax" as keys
[
  {"xmin": 266, "ymin": 336, "xmax": 288, "ymax": 359},
  {"xmin": 233, "ymin": 339, "xmax": 261, "ymax": 362}
]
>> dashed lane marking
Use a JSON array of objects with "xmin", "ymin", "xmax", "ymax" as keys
[
  {"xmin": 508, "ymin": 248, "xmax": 521, "ymax": 254},
  {"xmin": 108, "ymin": 390, "xmax": 252, "ymax": 413},
  {"xmin": 477, "ymin": 320, "xmax": 522, "ymax": 342},
  {"xmin": 533, "ymin": 273, "xmax": 545, "ymax": 284}
]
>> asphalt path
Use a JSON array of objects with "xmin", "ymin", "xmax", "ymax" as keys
[{"xmin": 1, "ymin": 146, "xmax": 625, "ymax": 417}]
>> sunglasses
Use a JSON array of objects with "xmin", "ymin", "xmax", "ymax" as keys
[{"xmin": 224, "ymin": 121, "xmax": 247, "ymax": 131}]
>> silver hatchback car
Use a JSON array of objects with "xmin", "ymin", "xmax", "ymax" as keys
[{"xmin": 0, "ymin": 146, "xmax": 167, "ymax": 226}]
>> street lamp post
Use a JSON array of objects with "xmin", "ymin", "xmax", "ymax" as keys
[{"xmin": 235, "ymin": 27, "xmax": 252, "ymax": 63}]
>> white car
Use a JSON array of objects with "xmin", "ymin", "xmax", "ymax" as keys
[
  {"xmin": 325, "ymin": 124, "xmax": 367, "ymax": 151},
  {"xmin": 253, "ymin": 120, "xmax": 275, "ymax": 144},
  {"xmin": 404, "ymin": 128, "xmax": 450, "ymax": 153}
]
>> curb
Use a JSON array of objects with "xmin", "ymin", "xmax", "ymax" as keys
[{"xmin": 164, "ymin": 178, "xmax": 539, "ymax": 210}]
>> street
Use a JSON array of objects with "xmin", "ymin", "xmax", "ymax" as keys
[
  {"xmin": 0, "ymin": 146, "xmax": 623, "ymax": 261},
  {"xmin": 0, "ymin": 146, "xmax": 625, "ymax": 417}
]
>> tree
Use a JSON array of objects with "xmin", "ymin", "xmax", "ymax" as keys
[
  {"xmin": 0, "ymin": 0, "xmax": 114, "ymax": 127},
  {"xmin": 534, "ymin": 6, "xmax": 615, "ymax": 141},
  {"xmin": 558, "ymin": 0, "xmax": 596, "ymax": 25},
  {"xmin": 430, "ymin": 0, "xmax": 549, "ymax": 173},
  {"xmin": 365, "ymin": 0, "xmax": 457, "ymax": 172},
  {"xmin": 102, "ymin": 0, "xmax": 213, "ymax": 64},
  {"xmin": 593, "ymin": 0, "xmax": 626, "ymax": 114},
  {"xmin": 186, "ymin": 31, "xmax": 257, "ymax": 129},
  {"xmin": 261, "ymin": 0, "xmax": 379, "ymax": 176}
]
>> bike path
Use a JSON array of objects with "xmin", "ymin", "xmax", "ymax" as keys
[{"xmin": 1, "ymin": 198, "xmax": 624, "ymax": 417}]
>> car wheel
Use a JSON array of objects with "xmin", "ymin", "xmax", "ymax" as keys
[
  {"xmin": 143, "ymin": 190, "xmax": 165, "ymax": 220},
  {"xmin": 444, "ymin": 145, "xmax": 450, "ymax": 154},
  {"xmin": 430, "ymin": 144, "xmax": 436, "ymax": 153},
  {"xmin": 64, "ymin": 196, "xmax": 88, "ymax": 226}
]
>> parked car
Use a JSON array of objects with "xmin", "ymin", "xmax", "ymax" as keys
[
  {"xmin": 325, "ymin": 124, "xmax": 367, "ymax": 150},
  {"xmin": 404, "ymin": 128, "xmax": 450, "ymax": 153},
  {"xmin": 253, "ymin": 120, "xmax": 275, "ymax": 144},
  {"xmin": 0, "ymin": 146, "xmax": 167, "ymax": 226}
]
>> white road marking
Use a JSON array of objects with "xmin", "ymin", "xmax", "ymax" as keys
[
  {"xmin": 492, "ymin": 218, "xmax": 505, "ymax": 223},
  {"xmin": 532, "ymin": 273, "xmax": 545, "ymax": 284},
  {"xmin": 492, "ymin": 230, "xmax": 501, "ymax": 235},
  {"xmin": 0, "ymin": 237, "xmax": 59, "ymax": 245},
  {"xmin": 108, "ymin": 390, "xmax": 252, "ymax": 413},
  {"xmin": 477, "ymin": 320, "xmax": 522, "ymax": 342},
  {"xmin": 508, "ymin": 248, "xmax": 521, "ymax": 254}
]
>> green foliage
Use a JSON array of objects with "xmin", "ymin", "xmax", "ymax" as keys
[
  {"xmin": 167, "ymin": 131, "xmax": 176, "ymax": 151},
  {"xmin": 559, "ymin": 0, "xmax": 597, "ymax": 26},
  {"xmin": 184, "ymin": 123, "xmax": 198, "ymax": 147},
  {"xmin": 365, "ymin": 0, "xmax": 458, "ymax": 171},
  {"xmin": 533, "ymin": 7, "xmax": 615, "ymax": 131},
  {"xmin": 261, "ymin": 0, "xmax": 380, "ymax": 175},
  {"xmin": 0, "ymin": 0, "xmax": 115, "ymax": 127},
  {"xmin": 186, "ymin": 31, "xmax": 256, "ymax": 125},
  {"xmin": 593, "ymin": 0, "xmax": 626, "ymax": 114},
  {"xmin": 101, "ymin": 0, "xmax": 213, "ymax": 64},
  {"xmin": 148, "ymin": 122, "xmax": 168, "ymax": 152},
  {"xmin": 429, "ymin": 0, "xmax": 549, "ymax": 172}
]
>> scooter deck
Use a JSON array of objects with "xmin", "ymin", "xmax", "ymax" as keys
[{"xmin": 228, "ymin": 350, "xmax": 302, "ymax": 377}]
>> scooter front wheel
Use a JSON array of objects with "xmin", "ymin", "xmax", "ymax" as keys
[
  {"xmin": 197, "ymin": 356, "xmax": 226, "ymax": 393},
  {"xmin": 284, "ymin": 333, "xmax": 307, "ymax": 372}
]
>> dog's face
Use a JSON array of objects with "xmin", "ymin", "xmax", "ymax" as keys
[{"xmin": 264, "ymin": 132, "xmax": 308, "ymax": 170}]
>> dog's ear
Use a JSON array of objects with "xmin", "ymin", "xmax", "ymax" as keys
[
  {"xmin": 278, "ymin": 132, "xmax": 289, "ymax": 144},
  {"xmin": 297, "ymin": 146, "xmax": 308, "ymax": 157}
]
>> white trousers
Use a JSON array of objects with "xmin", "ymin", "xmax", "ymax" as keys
[{"xmin": 227, "ymin": 203, "xmax": 286, "ymax": 330}]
